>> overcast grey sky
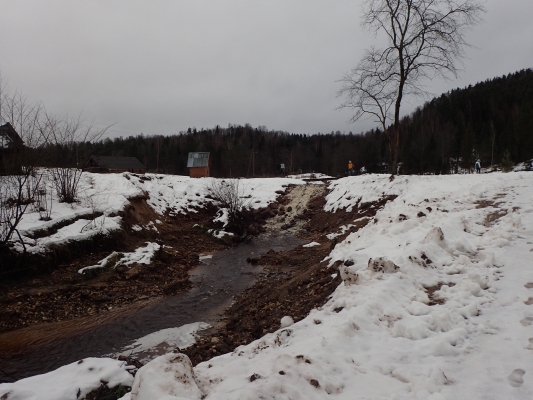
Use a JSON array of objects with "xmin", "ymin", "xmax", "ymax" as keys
[{"xmin": 1, "ymin": 0, "xmax": 532, "ymax": 138}]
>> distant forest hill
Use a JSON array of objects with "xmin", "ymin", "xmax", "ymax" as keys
[{"xmin": 58, "ymin": 68, "xmax": 533, "ymax": 177}]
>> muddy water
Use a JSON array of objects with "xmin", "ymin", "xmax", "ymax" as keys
[{"xmin": 0, "ymin": 233, "xmax": 303, "ymax": 382}]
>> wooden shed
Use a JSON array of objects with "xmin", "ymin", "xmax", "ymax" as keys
[
  {"xmin": 187, "ymin": 152, "xmax": 211, "ymax": 178},
  {"xmin": 0, "ymin": 122, "xmax": 25, "ymax": 175},
  {"xmin": 84, "ymin": 155, "xmax": 146, "ymax": 174},
  {"xmin": 0, "ymin": 122, "xmax": 24, "ymax": 151}
]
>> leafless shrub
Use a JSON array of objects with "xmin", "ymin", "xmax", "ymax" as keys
[
  {"xmin": 206, "ymin": 179, "xmax": 249, "ymax": 229},
  {"xmin": 43, "ymin": 113, "xmax": 111, "ymax": 203},
  {"xmin": 0, "ymin": 75, "xmax": 52, "ymax": 248},
  {"xmin": 52, "ymin": 167, "xmax": 84, "ymax": 203},
  {"xmin": 0, "ymin": 173, "xmax": 43, "ymax": 249},
  {"xmin": 80, "ymin": 191, "xmax": 107, "ymax": 233},
  {"xmin": 0, "ymin": 73, "xmax": 110, "ymax": 248}
]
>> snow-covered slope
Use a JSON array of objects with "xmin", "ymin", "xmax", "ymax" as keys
[
  {"xmin": 3, "ymin": 172, "xmax": 533, "ymax": 399},
  {"xmin": 15, "ymin": 172, "xmax": 302, "ymax": 253},
  {"xmin": 178, "ymin": 173, "xmax": 533, "ymax": 399}
]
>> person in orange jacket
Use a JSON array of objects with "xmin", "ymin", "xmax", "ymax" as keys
[{"xmin": 348, "ymin": 160, "xmax": 355, "ymax": 176}]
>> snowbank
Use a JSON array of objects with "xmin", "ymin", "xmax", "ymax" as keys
[
  {"xmin": 116, "ymin": 322, "xmax": 210, "ymax": 363},
  {"xmin": 14, "ymin": 172, "xmax": 304, "ymax": 253},
  {"xmin": 0, "ymin": 358, "xmax": 133, "ymax": 400}
]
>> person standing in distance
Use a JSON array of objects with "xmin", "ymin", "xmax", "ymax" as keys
[{"xmin": 475, "ymin": 160, "xmax": 481, "ymax": 174}]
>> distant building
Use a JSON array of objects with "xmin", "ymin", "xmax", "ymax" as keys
[
  {"xmin": 187, "ymin": 152, "xmax": 211, "ymax": 178},
  {"xmin": 84, "ymin": 155, "xmax": 146, "ymax": 174},
  {"xmin": 0, "ymin": 122, "xmax": 24, "ymax": 151},
  {"xmin": 0, "ymin": 122, "xmax": 25, "ymax": 175}
]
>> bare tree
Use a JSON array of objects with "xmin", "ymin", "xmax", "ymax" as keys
[
  {"xmin": 0, "ymin": 77, "xmax": 49, "ymax": 248},
  {"xmin": 338, "ymin": 0, "xmax": 485, "ymax": 174},
  {"xmin": 0, "ymin": 72, "xmax": 110, "ymax": 249},
  {"xmin": 0, "ymin": 173, "xmax": 44, "ymax": 249},
  {"xmin": 43, "ymin": 113, "xmax": 111, "ymax": 203}
]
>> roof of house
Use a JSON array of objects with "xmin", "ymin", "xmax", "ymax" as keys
[
  {"xmin": 90, "ymin": 155, "xmax": 146, "ymax": 170},
  {"xmin": 187, "ymin": 152, "xmax": 210, "ymax": 168},
  {"xmin": 0, "ymin": 122, "xmax": 24, "ymax": 148}
]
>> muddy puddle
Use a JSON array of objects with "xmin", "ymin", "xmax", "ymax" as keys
[{"xmin": 0, "ymin": 233, "xmax": 303, "ymax": 382}]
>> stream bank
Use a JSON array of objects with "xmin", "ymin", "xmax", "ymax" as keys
[
  {"xmin": 1, "ymin": 180, "xmax": 396, "ymax": 386},
  {"xmin": 0, "ymin": 233, "xmax": 303, "ymax": 382}
]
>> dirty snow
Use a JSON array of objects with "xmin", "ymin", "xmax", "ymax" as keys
[
  {"xmin": 116, "ymin": 322, "xmax": 210, "ymax": 363},
  {"xmin": 0, "ymin": 358, "xmax": 133, "ymax": 400},
  {"xmin": 208, "ymin": 229, "xmax": 234, "ymax": 239},
  {"xmin": 4, "ymin": 172, "xmax": 533, "ymax": 399},
  {"xmin": 265, "ymin": 184, "xmax": 325, "ymax": 232},
  {"xmin": 78, "ymin": 242, "xmax": 160, "ymax": 274}
]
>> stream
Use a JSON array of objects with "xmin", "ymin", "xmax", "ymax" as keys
[{"xmin": 0, "ymin": 233, "xmax": 303, "ymax": 383}]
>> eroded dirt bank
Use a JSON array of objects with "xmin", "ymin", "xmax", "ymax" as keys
[
  {"xmin": 183, "ymin": 187, "xmax": 396, "ymax": 365},
  {"xmin": 0, "ymin": 198, "xmax": 228, "ymax": 334}
]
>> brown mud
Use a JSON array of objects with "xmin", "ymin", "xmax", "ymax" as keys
[{"xmin": 0, "ymin": 197, "xmax": 232, "ymax": 334}]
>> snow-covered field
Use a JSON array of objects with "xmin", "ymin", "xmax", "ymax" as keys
[
  {"xmin": 15, "ymin": 172, "xmax": 303, "ymax": 253},
  {"xmin": 3, "ymin": 172, "xmax": 533, "ymax": 399}
]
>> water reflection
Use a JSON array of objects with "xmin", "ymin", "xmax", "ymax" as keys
[{"xmin": 0, "ymin": 233, "xmax": 302, "ymax": 382}]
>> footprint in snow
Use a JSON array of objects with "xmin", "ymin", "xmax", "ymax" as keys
[
  {"xmin": 520, "ymin": 317, "xmax": 533, "ymax": 326},
  {"xmin": 508, "ymin": 369, "xmax": 526, "ymax": 387},
  {"xmin": 527, "ymin": 339, "xmax": 533, "ymax": 351},
  {"xmin": 525, "ymin": 283, "xmax": 533, "ymax": 289},
  {"xmin": 525, "ymin": 297, "xmax": 533, "ymax": 305}
]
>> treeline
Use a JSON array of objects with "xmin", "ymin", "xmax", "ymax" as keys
[
  {"xmin": 43, "ymin": 126, "xmax": 389, "ymax": 177},
  {"xmin": 400, "ymin": 68, "xmax": 533, "ymax": 174},
  {"xmin": 42, "ymin": 69, "xmax": 533, "ymax": 176}
]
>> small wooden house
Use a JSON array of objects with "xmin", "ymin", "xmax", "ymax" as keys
[
  {"xmin": 187, "ymin": 152, "xmax": 211, "ymax": 177},
  {"xmin": 84, "ymin": 156, "xmax": 146, "ymax": 174},
  {"xmin": 0, "ymin": 123, "xmax": 24, "ymax": 151},
  {"xmin": 0, "ymin": 122, "xmax": 24, "ymax": 175}
]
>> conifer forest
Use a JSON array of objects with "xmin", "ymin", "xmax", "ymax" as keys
[{"xmin": 37, "ymin": 69, "xmax": 533, "ymax": 176}]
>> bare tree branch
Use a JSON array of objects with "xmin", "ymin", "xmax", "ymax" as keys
[
  {"xmin": 44, "ymin": 112, "xmax": 112, "ymax": 203},
  {"xmin": 338, "ymin": 0, "xmax": 485, "ymax": 174}
]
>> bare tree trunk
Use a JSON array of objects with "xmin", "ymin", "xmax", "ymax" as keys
[{"xmin": 338, "ymin": 0, "xmax": 485, "ymax": 176}]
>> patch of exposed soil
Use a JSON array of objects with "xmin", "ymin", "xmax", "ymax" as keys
[
  {"xmin": 424, "ymin": 282, "xmax": 455, "ymax": 306},
  {"xmin": 82, "ymin": 384, "xmax": 131, "ymax": 400},
  {"xmin": 484, "ymin": 209, "xmax": 508, "ymax": 226},
  {"xmin": 473, "ymin": 198, "xmax": 507, "ymax": 226},
  {"xmin": 0, "ymin": 197, "xmax": 227, "ymax": 333},
  {"xmin": 183, "ymin": 192, "xmax": 396, "ymax": 365},
  {"xmin": 475, "ymin": 199, "xmax": 496, "ymax": 209}
]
